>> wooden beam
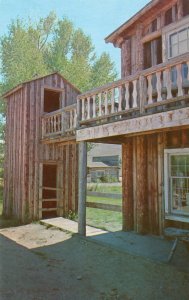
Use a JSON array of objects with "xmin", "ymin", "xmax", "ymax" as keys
[
  {"xmin": 86, "ymin": 202, "xmax": 121, "ymax": 212},
  {"xmin": 76, "ymin": 107, "xmax": 189, "ymax": 141},
  {"xmin": 122, "ymin": 139, "xmax": 134, "ymax": 231},
  {"xmin": 78, "ymin": 142, "xmax": 87, "ymax": 236},
  {"xmin": 136, "ymin": 136, "xmax": 148, "ymax": 234}
]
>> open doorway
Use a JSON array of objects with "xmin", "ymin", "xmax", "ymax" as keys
[
  {"xmin": 43, "ymin": 89, "xmax": 61, "ymax": 113},
  {"xmin": 41, "ymin": 163, "xmax": 57, "ymax": 219},
  {"xmin": 86, "ymin": 143, "xmax": 122, "ymax": 232}
]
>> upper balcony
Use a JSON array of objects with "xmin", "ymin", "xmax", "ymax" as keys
[
  {"xmin": 76, "ymin": 54, "xmax": 189, "ymax": 142},
  {"xmin": 41, "ymin": 54, "xmax": 189, "ymax": 143},
  {"xmin": 41, "ymin": 104, "xmax": 77, "ymax": 143}
]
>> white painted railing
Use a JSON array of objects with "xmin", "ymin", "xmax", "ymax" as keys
[
  {"xmin": 77, "ymin": 54, "xmax": 189, "ymax": 125},
  {"xmin": 42, "ymin": 105, "xmax": 77, "ymax": 138},
  {"xmin": 77, "ymin": 75, "xmax": 139, "ymax": 123},
  {"xmin": 144, "ymin": 59, "xmax": 189, "ymax": 106},
  {"xmin": 42, "ymin": 54, "xmax": 189, "ymax": 138}
]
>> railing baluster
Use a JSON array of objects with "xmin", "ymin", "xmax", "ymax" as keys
[
  {"xmin": 132, "ymin": 80, "xmax": 138, "ymax": 108},
  {"xmin": 165, "ymin": 68, "xmax": 172, "ymax": 99},
  {"xmin": 104, "ymin": 92, "xmax": 108, "ymax": 115},
  {"xmin": 82, "ymin": 98, "xmax": 85, "ymax": 121},
  {"xmin": 111, "ymin": 88, "xmax": 115, "ymax": 113},
  {"xmin": 118, "ymin": 86, "xmax": 122, "ymax": 112},
  {"xmin": 187, "ymin": 61, "xmax": 189, "ymax": 81},
  {"xmin": 74, "ymin": 109, "xmax": 77, "ymax": 128},
  {"xmin": 177, "ymin": 63, "xmax": 183, "ymax": 97},
  {"xmin": 147, "ymin": 74, "xmax": 153, "ymax": 104},
  {"xmin": 92, "ymin": 95, "xmax": 96, "ymax": 118},
  {"xmin": 125, "ymin": 82, "xmax": 130, "ymax": 110},
  {"xmin": 99, "ymin": 93, "xmax": 102, "ymax": 117},
  {"xmin": 156, "ymin": 71, "xmax": 162, "ymax": 102},
  {"xmin": 68, "ymin": 110, "xmax": 72, "ymax": 129},
  {"xmin": 87, "ymin": 97, "xmax": 90, "ymax": 119},
  {"xmin": 53, "ymin": 116, "xmax": 56, "ymax": 133}
]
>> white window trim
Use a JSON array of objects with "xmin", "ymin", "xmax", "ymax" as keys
[
  {"xmin": 168, "ymin": 26, "xmax": 189, "ymax": 59},
  {"xmin": 162, "ymin": 15, "xmax": 189, "ymax": 61},
  {"xmin": 164, "ymin": 148, "xmax": 189, "ymax": 223}
]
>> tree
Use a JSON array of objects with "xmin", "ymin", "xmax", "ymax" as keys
[
  {"xmin": 0, "ymin": 13, "xmax": 117, "ymax": 171},
  {"xmin": 90, "ymin": 52, "xmax": 117, "ymax": 88},
  {"xmin": 0, "ymin": 13, "xmax": 117, "ymax": 93},
  {"xmin": 0, "ymin": 19, "xmax": 50, "ymax": 92}
]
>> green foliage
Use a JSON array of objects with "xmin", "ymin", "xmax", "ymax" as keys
[
  {"xmin": 0, "ymin": 13, "xmax": 117, "ymax": 175},
  {"xmin": 0, "ymin": 12, "xmax": 117, "ymax": 94},
  {"xmin": 0, "ymin": 19, "xmax": 49, "ymax": 92},
  {"xmin": 66, "ymin": 210, "xmax": 78, "ymax": 221}
]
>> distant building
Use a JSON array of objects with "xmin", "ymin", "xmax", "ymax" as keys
[{"xmin": 87, "ymin": 144, "xmax": 121, "ymax": 182}]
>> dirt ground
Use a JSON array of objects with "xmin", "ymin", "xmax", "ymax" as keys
[{"xmin": 0, "ymin": 223, "xmax": 189, "ymax": 300}]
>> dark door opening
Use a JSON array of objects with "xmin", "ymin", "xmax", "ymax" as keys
[
  {"xmin": 44, "ymin": 89, "xmax": 61, "ymax": 113},
  {"xmin": 42, "ymin": 164, "xmax": 57, "ymax": 219}
]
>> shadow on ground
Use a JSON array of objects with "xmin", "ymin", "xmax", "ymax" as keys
[{"xmin": 0, "ymin": 225, "xmax": 189, "ymax": 300}]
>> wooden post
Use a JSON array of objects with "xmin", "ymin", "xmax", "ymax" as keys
[
  {"xmin": 78, "ymin": 141, "xmax": 87, "ymax": 236},
  {"xmin": 139, "ymin": 75, "xmax": 146, "ymax": 114},
  {"xmin": 122, "ymin": 139, "xmax": 134, "ymax": 231}
]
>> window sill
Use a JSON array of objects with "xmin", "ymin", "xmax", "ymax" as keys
[{"xmin": 165, "ymin": 214, "xmax": 189, "ymax": 223}]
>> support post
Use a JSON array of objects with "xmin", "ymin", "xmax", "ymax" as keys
[{"xmin": 78, "ymin": 141, "xmax": 87, "ymax": 236}]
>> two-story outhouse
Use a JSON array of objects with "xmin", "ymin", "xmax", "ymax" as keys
[{"xmin": 3, "ymin": 72, "xmax": 80, "ymax": 222}]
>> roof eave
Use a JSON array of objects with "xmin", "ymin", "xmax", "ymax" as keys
[{"xmin": 104, "ymin": 0, "xmax": 159, "ymax": 45}]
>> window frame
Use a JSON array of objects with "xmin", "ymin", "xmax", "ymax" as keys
[
  {"xmin": 168, "ymin": 25, "xmax": 189, "ymax": 59},
  {"xmin": 164, "ymin": 148, "xmax": 189, "ymax": 223}
]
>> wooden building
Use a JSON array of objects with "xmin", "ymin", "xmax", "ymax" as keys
[
  {"xmin": 76, "ymin": 0, "xmax": 189, "ymax": 235},
  {"xmin": 3, "ymin": 0, "xmax": 189, "ymax": 236},
  {"xmin": 3, "ymin": 72, "xmax": 80, "ymax": 222}
]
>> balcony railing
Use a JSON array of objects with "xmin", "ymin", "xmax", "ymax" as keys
[
  {"xmin": 41, "ymin": 54, "xmax": 189, "ymax": 140},
  {"xmin": 77, "ymin": 54, "xmax": 189, "ymax": 126},
  {"xmin": 42, "ymin": 104, "xmax": 77, "ymax": 139}
]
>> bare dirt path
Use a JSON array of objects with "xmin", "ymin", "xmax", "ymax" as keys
[{"xmin": 0, "ymin": 224, "xmax": 189, "ymax": 300}]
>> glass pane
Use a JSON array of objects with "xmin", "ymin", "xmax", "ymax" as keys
[
  {"xmin": 171, "ymin": 178, "xmax": 189, "ymax": 215},
  {"xmin": 170, "ymin": 33, "xmax": 177, "ymax": 44},
  {"xmin": 170, "ymin": 44, "xmax": 178, "ymax": 57},
  {"xmin": 171, "ymin": 155, "xmax": 189, "ymax": 177},
  {"xmin": 178, "ymin": 29, "xmax": 188, "ymax": 41},
  {"xmin": 179, "ymin": 40, "xmax": 188, "ymax": 54}
]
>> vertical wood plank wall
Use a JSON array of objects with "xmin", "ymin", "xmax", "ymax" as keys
[
  {"xmin": 120, "ymin": 0, "xmax": 180, "ymax": 77},
  {"xmin": 3, "ymin": 73, "xmax": 79, "ymax": 222},
  {"xmin": 122, "ymin": 129, "xmax": 189, "ymax": 235}
]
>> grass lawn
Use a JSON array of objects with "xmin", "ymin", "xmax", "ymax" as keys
[
  {"xmin": 87, "ymin": 195, "xmax": 122, "ymax": 205},
  {"xmin": 86, "ymin": 195, "xmax": 122, "ymax": 232},
  {"xmin": 87, "ymin": 184, "xmax": 122, "ymax": 194}
]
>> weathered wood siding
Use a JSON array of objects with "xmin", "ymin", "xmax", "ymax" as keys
[
  {"xmin": 120, "ymin": 0, "xmax": 181, "ymax": 77},
  {"xmin": 3, "ymin": 73, "xmax": 79, "ymax": 222},
  {"xmin": 122, "ymin": 128, "xmax": 189, "ymax": 235}
]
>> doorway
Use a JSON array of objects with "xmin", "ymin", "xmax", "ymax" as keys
[{"xmin": 41, "ymin": 163, "xmax": 57, "ymax": 219}]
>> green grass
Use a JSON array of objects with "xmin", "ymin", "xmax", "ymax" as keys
[
  {"xmin": 86, "ymin": 208, "xmax": 122, "ymax": 232},
  {"xmin": 87, "ymin": 184, "xmax": 122, "ymax": 194},
  {"xmin": 86, "ymin": 195, "xmax": 122, "ymax": 232},
  {"xmin": 87, "ymin": 195, "xmax": 121, "ymax": 205}
]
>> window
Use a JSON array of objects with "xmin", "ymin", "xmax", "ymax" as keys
[
  {"xmin": 169, "ymin": 27, "xmax": 189, "ymax": 58},
  {"xmin": 164, "ymin": 149, "xmax": 189, "ymax": 220},
  {"xmin": 165, "ymin": 5, "xmax": 178, "ymax": 26},
  {"xmin": 143, "ymin": 37, "xmax": 162, "ymax": 69},
  {"xmin": 165, "ymin": 8, "xmax": 173, "ymax": 26},
  {"xmin": 183, "ymin": 0, "xmax": 189, "ymax": 17}
]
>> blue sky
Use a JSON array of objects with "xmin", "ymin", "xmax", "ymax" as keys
[{"xmin": 0, "ymin": 0, "xmax": 149, "ymax": 75}]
